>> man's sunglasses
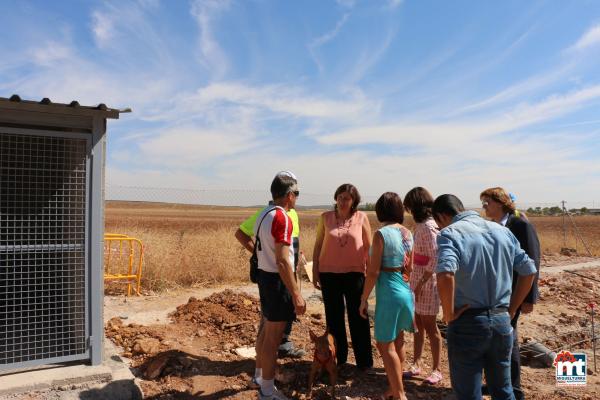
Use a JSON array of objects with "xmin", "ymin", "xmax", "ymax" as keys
[{"xmin": 293, "ymin": 190, "xmax": 300, "ymax": 197}]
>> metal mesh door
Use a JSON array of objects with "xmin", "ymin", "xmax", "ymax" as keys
[{"xmin": 0, "ymin": 132, "xmax": 88, "ymax": 368}]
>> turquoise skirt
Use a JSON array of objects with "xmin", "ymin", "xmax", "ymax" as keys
[{"xmin": 374, "ymin": 271, "xmax": 415, "ymax": 342}]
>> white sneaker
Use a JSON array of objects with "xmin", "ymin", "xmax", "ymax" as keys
[{"xmin": 258, "ymin": 387, "xmax": 289, "ymax": 400}]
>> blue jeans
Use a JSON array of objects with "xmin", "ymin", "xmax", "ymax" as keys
[{"xmin": 447, "ymin": 311, "xmax": 515, "ymax": 400}]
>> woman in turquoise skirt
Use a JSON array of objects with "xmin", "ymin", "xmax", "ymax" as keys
[{"xmin": 360, "ymin": 192, "xmax": 414, "ymax": 400}]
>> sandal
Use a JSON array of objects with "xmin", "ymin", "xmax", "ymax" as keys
[
  {"xmin": 424, "ymin": 370, "xmax": 443, "ymax": 385},
  {"xmin": 402, "ymin": 365, "xmax": 421, "ymax": 378}
]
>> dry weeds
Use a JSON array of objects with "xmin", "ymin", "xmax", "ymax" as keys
[{"xmin": 105, "ymin": 201, "xmax": 600, "ymax": 291}]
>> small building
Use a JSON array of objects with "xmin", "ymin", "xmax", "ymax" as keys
[
  {"xmin": 588, "ymin": 208, "xmax": 600, "ymax": 215},
  {"xmin": 0, "ymin": 95, "xmax": 126, "ymax": 371}
]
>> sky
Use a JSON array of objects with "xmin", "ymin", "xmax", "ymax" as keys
[{"xmin": 2, "ymin": 0, "xmax": 600, "ymax": 207}]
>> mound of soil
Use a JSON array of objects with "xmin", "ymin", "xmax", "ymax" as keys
[
  {"xmin": 170, "ymin": 289, "xmax": 260, "ymax": 326},
  {"xmin": 169, "ymin": 289, "xmax": 261, "ymax": 347},
  {"xmin": 105, "ymin": 280, "xmax": 600, "ymax": 400}
]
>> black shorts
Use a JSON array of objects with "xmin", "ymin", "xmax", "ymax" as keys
[{"xmin": 257, "ymin": 269, "xmax": 295, "ymax": 322}]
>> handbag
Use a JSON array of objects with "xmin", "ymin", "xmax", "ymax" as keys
[{"xmin": 250, "ymin": 207, "xmax": 278, "ymax": 283}]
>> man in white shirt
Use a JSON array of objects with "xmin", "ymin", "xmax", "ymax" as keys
[{"xmin": 254, "ymin": 173, "xmax": 306, "ymax": 400}]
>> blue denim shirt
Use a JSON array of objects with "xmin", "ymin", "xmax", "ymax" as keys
[{"xmin": 435, "ymin": 211, "xmax": 536, "ymax": 309}]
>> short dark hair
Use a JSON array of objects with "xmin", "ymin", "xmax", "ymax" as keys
[
  {"xmin": 375, "ymin": 192, "xmax": 404, "ymax": 224},
  {"xmin": 403, "ymin": 187, "xmax": 434, "ymax": 223},
  {"xmin": 432, "ymin": 194, "xmax": 465, "ymax": 219},
  {"xmin": 271, "ymin": 174, "xmax": 297, "ymax": 200},
  {"xmin": 334, "ymin": 183, "xmax": 361, "ymax": 214}
]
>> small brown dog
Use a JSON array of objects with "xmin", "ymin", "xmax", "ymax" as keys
[{"xmin": 308, "ymin": 329, "xmax": 337, "ymax": 399}]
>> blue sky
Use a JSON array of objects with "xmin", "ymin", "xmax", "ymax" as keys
[{"xmin": 2, "ymin": 0, "xmax": 600, "ymax": 206}]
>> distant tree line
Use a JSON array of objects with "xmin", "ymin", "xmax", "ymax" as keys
[
  {"xmin": 526, "ymin": 206, "xmax": 590, "ymax": 216},
  {"xmin": 361, "ymin": 203, "xmax": 593, "ymax": 215},
  {"xmin": 360, "ymin": 202, "xmax": 376, "ymax": 211}
]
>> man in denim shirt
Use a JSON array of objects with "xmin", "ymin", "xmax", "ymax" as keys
[{"xmin": 432, "ymin": 194, "xmax": 536, "ymax": 400}]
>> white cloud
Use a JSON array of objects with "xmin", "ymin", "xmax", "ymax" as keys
[
  {"xmin": 91, "ymin": 10, "xmax": 114, "ymax": 48},
  {"xmin": 149, "ymin": 82, "xmax": 379, "ymax": 121},
  {"xmin": 106, "ymin": 166, "xmax": 206, "ymax": 190},
  {"xmin": 335, "ymin": 0, "xmax": 356, "ymax": 8},
  {"xmin": 5, "ymin": 1, "xmax": 600, "ymax": 206},
  {"xmin": 318, "ymin": 84, "xmax": 600, "ymax": 149},
  {"xmin": 453, "ymin": 64, "xmax": 572, "ymax": 116},
  {"xmin": 388, "ymin": 0, "xmax": 403, "ymax": 8},
  {"xmin": 213, "ymin": 137, "xmax": 600, "ymax": 206},
  {"xmin": 572, "ymin": 24, "xmax": 600, "ymax": 51},
  {"xmin": 7, "ymin": 3, "xmax": 185, "ymax": 111},
  {"xmin": 190, "ymin": 0, "xmax": 231, "ymax": 79},
  {"xmin": 311, "ymin": 13, "xmax": 350, "ymax": 49},
  {"xmin": 137, "ymin": 126, "xmax": 255, "ymax": 167},
  {"xmin": 344, "ymin": 26, "xmax": 396, "ymax": 84},
  {"xmin": 309, "ymin": 13, "xmax": 350, "ymax": 72},
  {"xmin": 137, "ymin": 0, "xmax": 161, "ymax": 9},
  {"xmin": 29, "ymin": 41, "xmax": 73, "ymax": 66}
]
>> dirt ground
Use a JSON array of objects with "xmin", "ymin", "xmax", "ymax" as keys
[{"xmin": 100, "ymin": 255, "xmax": 600, "ymax": 400}]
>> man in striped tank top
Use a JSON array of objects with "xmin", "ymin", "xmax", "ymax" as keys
[{"xmin": 253, "ymin": 173, "xmax": 306, "ymax": 400}]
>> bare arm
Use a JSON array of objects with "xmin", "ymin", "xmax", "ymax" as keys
[
  {"xmin": 359, "ymin": 231, "xmax": 382, "ymax": 319},
  {"xmin": 437, "ymin": 272, "xmax": 469, "ymax": 323},
  {"xmin": 509, "ymin": 273, "xmax": 535, "ymax": 319},
  {"xmin": 414, "ymin": 227, "xmax": 437, "ymax": 296},
  {"xmin": 414, "ymin": 269, "xmax": 432, "ymax": 300},
  {"xmin": 361, "ymin": 213, "xmax": 372, "ymax": 267},
  {"xmin": 311, "ymin": 215, "xmax": 325, "ymax": 290},
  {"xmin": 404, "ymin": 249, "xmax": 414, "ymax": 281},
  {"xmin": 437, "ymin": 272, "xmax": 455, "ymax": 324},
  {"xmin": 276, "ymin": 242, "xmax": 306, "ymax": 315},
  {"xmin": 234, "ymin": 228, "xmax": 254, "ymax": 253}
]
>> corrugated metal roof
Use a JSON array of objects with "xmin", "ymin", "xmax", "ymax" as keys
[{"xmin": 0, "ymin": 94, "xmax": 131, "ymax": 119}]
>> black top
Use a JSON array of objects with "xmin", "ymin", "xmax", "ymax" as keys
[{"xmin": 506, "ymin": 213, "xmax": 540, "ymax": 304}]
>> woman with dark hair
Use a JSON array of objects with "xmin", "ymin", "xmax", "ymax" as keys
[
  {"xmin": 359, "ymin": 192, "xmax": 414, "ymax": 400},
  {"xmin": 312, "ymin": 183, "xmax": 374, "ymax": 371},
  {"xmin": 402, "ymin": 187, "xmax": 443, "ymax": 385}
]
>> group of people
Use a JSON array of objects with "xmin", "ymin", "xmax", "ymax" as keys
[{"xmin": 234, "ymin": 171, "xmax": 540, "ymax": 400}]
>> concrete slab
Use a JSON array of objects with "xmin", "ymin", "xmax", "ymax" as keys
[
  {"xmin": 0, "ymin": 340, "xmax": 141, "ymax": 400},
  {"xmin": 0, "ymin": 364, "xmax": 111, "ymax": 395},
  {"xmin": 542, "ymin": 260, "xmax": 600, "ymax": 274}
]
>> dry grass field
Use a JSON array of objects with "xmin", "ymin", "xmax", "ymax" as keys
[{"xmin": 105, "ymin": 201, "xmax": 600, "ymax": 292}]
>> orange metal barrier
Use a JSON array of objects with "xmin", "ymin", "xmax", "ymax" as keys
[{"xmin": 104, "ymin": 233, "xmax": 144, "ymax": 296}]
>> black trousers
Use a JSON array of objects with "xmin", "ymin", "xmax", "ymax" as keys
[
  {"xmin": 511, "ymin": 309, "xmax": 524, "ymax": 400},
  {"xmin": 320, "ymin": 272, "xmax": 373, "ymax": 368},
  {"xmin": 282, "ymin": 237, "xmax": 300, "ymax": 341}
]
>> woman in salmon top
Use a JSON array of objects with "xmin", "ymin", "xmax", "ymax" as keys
[{"xmin": 312, "ymin": 183, "xmax": 374, "ymax": 371}]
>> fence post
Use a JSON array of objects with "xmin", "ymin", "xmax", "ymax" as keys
[{"xmin": 590, "ymin": 303, "xmax": 597, "ymax": 373}]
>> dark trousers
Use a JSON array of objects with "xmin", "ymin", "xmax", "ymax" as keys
[
  {"xmin": 320, "ymin": 272, "xmax": 373, "ymax": 368},
  {"xmin": 448, "ymin": 311, "xmax": 514, "ymax": 400},
  {"xmin": 510, "ymin": 310, "xmax": 523, "ymax": 400},
  {"xmin": 281, "ymin": 237, "xmax": 299, "ymax": 345}
]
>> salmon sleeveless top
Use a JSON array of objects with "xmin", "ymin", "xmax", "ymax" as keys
[{"xmin": 318, "ymin": 210, "xmax": 368, "ymax": 274}]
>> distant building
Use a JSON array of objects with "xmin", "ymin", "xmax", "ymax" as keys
[{"xmin": 588, "ymin": 209, "xmax": 600, "ymax": 215}]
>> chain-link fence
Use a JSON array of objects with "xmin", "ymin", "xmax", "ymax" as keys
[{"xmin": 105, "ymin": 185, "xmax": 600, "ymax": 211}]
